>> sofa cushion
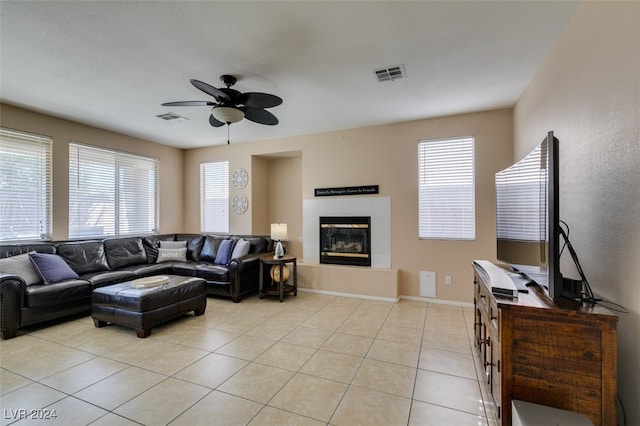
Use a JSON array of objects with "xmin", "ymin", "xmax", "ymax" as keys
[
  {"xmin": 0, "ymin": 243, "xmax": 55, "ymax": 258},
  {"xmin": 117, "ymin": 262, "xmax": 173, "ymax": 277},
  {"xmin": 175, "ymin": 235, "xmax": 205, "ymax": 261},
  {"xmin": 231, "ymin": 239, "xmax": 251, "ymax": 259},
  {"xmin": 142, "ymin": 235, "xmax": 175, "ymax": 264},
  {"xmin": 83, "ymin": 270, "xmax": 137, "ymax": 288},
  {"xmin": 0, "ymin": 253, "xmax": 42, "ymax": 285},
  {"xmin": 245, "ymin": 237, "xmax": 269, "ymax": 254},
  {"xmin": 214, "ymin": 239, "xmax": 235, "ymax": 265},
  {"xmin": 194, "ymin": 264, "xmax": 229, "ymax": 282},
  {"xmin": 56, "ymin": 241, "xmax": 110, "ymax": 275},
  {"xmin": 29, "ymin": 253, "xmax": 80, "ymax": 284},
  {"xmin": 171, "ymin": 262, "xmax": 199, "ymax": 277},
  {"xmin": 199, "ymin": 236, "xmax": 225, "ymax": 262},
  {"xmin": 156, "ymin": 248, "xmax": 187, "ymax": 263},
  {"xmin": 25, "ymin": 279, "xmax": 92, "ymax": 307},
  {"xmin": 104, "ymin": 237, "xmax": 147, "ymax": 270}
]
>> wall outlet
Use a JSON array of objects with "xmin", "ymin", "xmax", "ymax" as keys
[{"xmin": 445, "ymin": 275, "xmax": 452, "ymax": 285}]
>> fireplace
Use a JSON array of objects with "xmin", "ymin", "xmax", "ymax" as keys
[{"xmin": 320, "ymin": 216, "xmax": 371, "ymax": 267}]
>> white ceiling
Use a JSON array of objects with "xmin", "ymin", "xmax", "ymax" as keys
[{"xmin": 0, "ymin": 1, "xmax": 579, "ymax": 149}]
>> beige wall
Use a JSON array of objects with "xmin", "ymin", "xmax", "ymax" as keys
[
  {"xmin": 514, "ymin": 1, "xmax": 640, "ymax": 423},
  {"xmin": 1, "ymin": 100, "xmax": 511, "ymax": 305},
  {"xmin": 0, "ymin": 104, "xmax": 185, "ymax": 239},
  {"xmin": 184, "ymin": 108, "xmax": 513, "ymax": 303}
]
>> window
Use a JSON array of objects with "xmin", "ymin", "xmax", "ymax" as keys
[
  {"xmin": 69, "ymin": 143, "xmax": 158, "ymax": 238},
  {"xmin": 201, "ymin": 161, "xmax": 229, "ymax": 233},
  {"xmin": 0, "ymin": 128, "xmax": 52, "ymax": 241},
  {"xmin": 418, "ymin": 136, "xmax": 475, "ymax": 240}
]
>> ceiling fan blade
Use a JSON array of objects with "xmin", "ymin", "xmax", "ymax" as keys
[
  {"xmin": 237, "ymin": 92, "xmax": 283, "ymax": 108},
  {"xmin": 209, "ymin": 115, "xmax": 225, "ymax": 128},
  {"xmin": 244, "ymin": 107, "xmax": 279, "ymax": 125},
  {"xmin": 191, "ymin": 79, "xmax": 231, "ymax": 102},
  {"xmin": 161, "ymin": 101, "xmax": 215, "ymax": 107}
]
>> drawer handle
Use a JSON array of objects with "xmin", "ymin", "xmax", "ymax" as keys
[
  {"xmin": 490, "ymin": 315, "xmax": 497, "ymax": 321},
  {"xmin": 480, "ymin": 294, "xmax": 486, "ymax": 299}
]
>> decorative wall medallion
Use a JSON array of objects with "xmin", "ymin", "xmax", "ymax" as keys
[
  {"xmin": 232, "ymin": 168, "xmax": 248, "ymax": 189},
  {"xmin": 232, "ymin": 194, "xmax": 248, "ymax": 214}
]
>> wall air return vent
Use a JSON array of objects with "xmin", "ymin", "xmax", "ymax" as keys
[
  {"xmin": 373, "ymin": 64, "xmax": 406, "ymax": 82},
  {"xmin": 156, "ymin": 112, "xmax": 189, "ymax": 123}
]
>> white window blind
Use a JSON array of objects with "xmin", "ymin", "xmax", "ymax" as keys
[
  {"xmin": 0, "ymin": 128, "xmax": 52, "ymax": 241},
  {"xmin": 418, "ymin": 137, "xmax": 475, "ymax": 240},
  {"xmin": 69, "ymin": 143, "xmax": 158, "ymax": 238},
  {"xmin": 201, "ymin": 161, "xmax": 229, "ymax": 233},
  {"xmin": 496, "ymin": 143, "xmax": 546, "ymax": 242}
]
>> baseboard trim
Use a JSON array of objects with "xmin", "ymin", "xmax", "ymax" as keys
[
  {"xmin": 297, "ymin": 288, "xmax": 473, "ymax": 307},
  {"xmin": 400, "ymin": 295, "xmax": 474, "ymax": 309},
  {"xmin": 298, "ymin": 287, "xmax": 400, "ymax": 303}
]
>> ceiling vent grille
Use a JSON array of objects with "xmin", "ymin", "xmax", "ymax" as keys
[
  {"xmin": 156, "ymin": 112, "xmax": 188, "ymax": 123},
  {"xmin": 373, "ymin": 64, "xmax": 406, "ymax": 82}
]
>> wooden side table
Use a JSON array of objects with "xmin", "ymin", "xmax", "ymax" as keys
[{"xmin": 259, "ymin": 254, "xmax": 297, "ymax": 302}]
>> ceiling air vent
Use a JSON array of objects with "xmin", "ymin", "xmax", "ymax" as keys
[
  {"xmin": 373, "ymin": 64, "xmax": 406, "ymax": 82},
  {"xmin": 156, "ymin": 112, "xmax": 188, "ymax": 123}
]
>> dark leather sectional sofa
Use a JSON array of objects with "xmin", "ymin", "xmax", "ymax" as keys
[{"xmin": 0, "ymin": 233, "xmax": 272, "ymax": 339}]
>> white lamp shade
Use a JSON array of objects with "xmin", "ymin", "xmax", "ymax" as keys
[
  {"xmin": 211, "ymin": 106, "xmax": 245, "ymax": 124},
  {"xmin": 271, "ymin": 223, "xmax": 288, "ymax": 241}
]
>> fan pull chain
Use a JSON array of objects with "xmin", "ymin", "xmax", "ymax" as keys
[{"xmin": 227, "ymin": 124, "xmax": 230, "ymax": 144}]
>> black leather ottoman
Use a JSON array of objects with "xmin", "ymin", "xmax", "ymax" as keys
[{"xmin": 91, "ymin": 275, "xmax": 206, "ymax": 338}]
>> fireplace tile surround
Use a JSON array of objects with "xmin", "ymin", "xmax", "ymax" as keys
[
  {"xmin": 303, "ymin": 197, "xmax": 391, "ymax": 269},
  {"xmin": 300, "ymin": 197, "xmax": 397, "ymax": 300}
]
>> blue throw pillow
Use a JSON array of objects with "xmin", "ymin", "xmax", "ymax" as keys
[
  {"xmin": 214, "ymin": 239, "xmax": 234, "ymax": 265},
  {"xmin": 29, "ymin": 253, "xmax": 79, "ymax": 284}
]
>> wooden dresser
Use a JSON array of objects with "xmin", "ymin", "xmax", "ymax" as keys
[{"xmin": 472, "ymin": 262, "xmax": 618, "ymax": 426}]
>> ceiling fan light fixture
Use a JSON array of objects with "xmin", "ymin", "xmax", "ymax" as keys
[
  {"xmin": 211, "ymin": 106, "xmax": 244, "ymax": 124},
  {"xmin": 164, "ymin": 75, "xmax": 280, "ymax": 131}
]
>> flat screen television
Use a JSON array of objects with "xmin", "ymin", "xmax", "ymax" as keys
[{"xmin": 495, "ymin": 131, "xmax": 563, "ymax": 300}]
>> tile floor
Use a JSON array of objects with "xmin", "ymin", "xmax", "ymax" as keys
[{"xmin": 0, "ymin": 292, "xmax": 497, "ymax": 425}]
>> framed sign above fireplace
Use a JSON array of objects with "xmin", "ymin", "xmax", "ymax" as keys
[{"xmin": 314, "ymin": 185, "xmax": 378, "ymax": 197}]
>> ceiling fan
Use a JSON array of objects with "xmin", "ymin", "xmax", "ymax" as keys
[{"xmin": 162, "ymin": 74, "xmax": 283, "ymax": 130}]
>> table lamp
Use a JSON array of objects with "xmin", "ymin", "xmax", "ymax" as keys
[{"xmin": 271, "ymin": 223, "xmax": 288, "ymax": 258}]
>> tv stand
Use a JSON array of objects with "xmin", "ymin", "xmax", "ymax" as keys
[{"xmin": 472, "ymin": 261, "xmax": 618, "ymax": 425}]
